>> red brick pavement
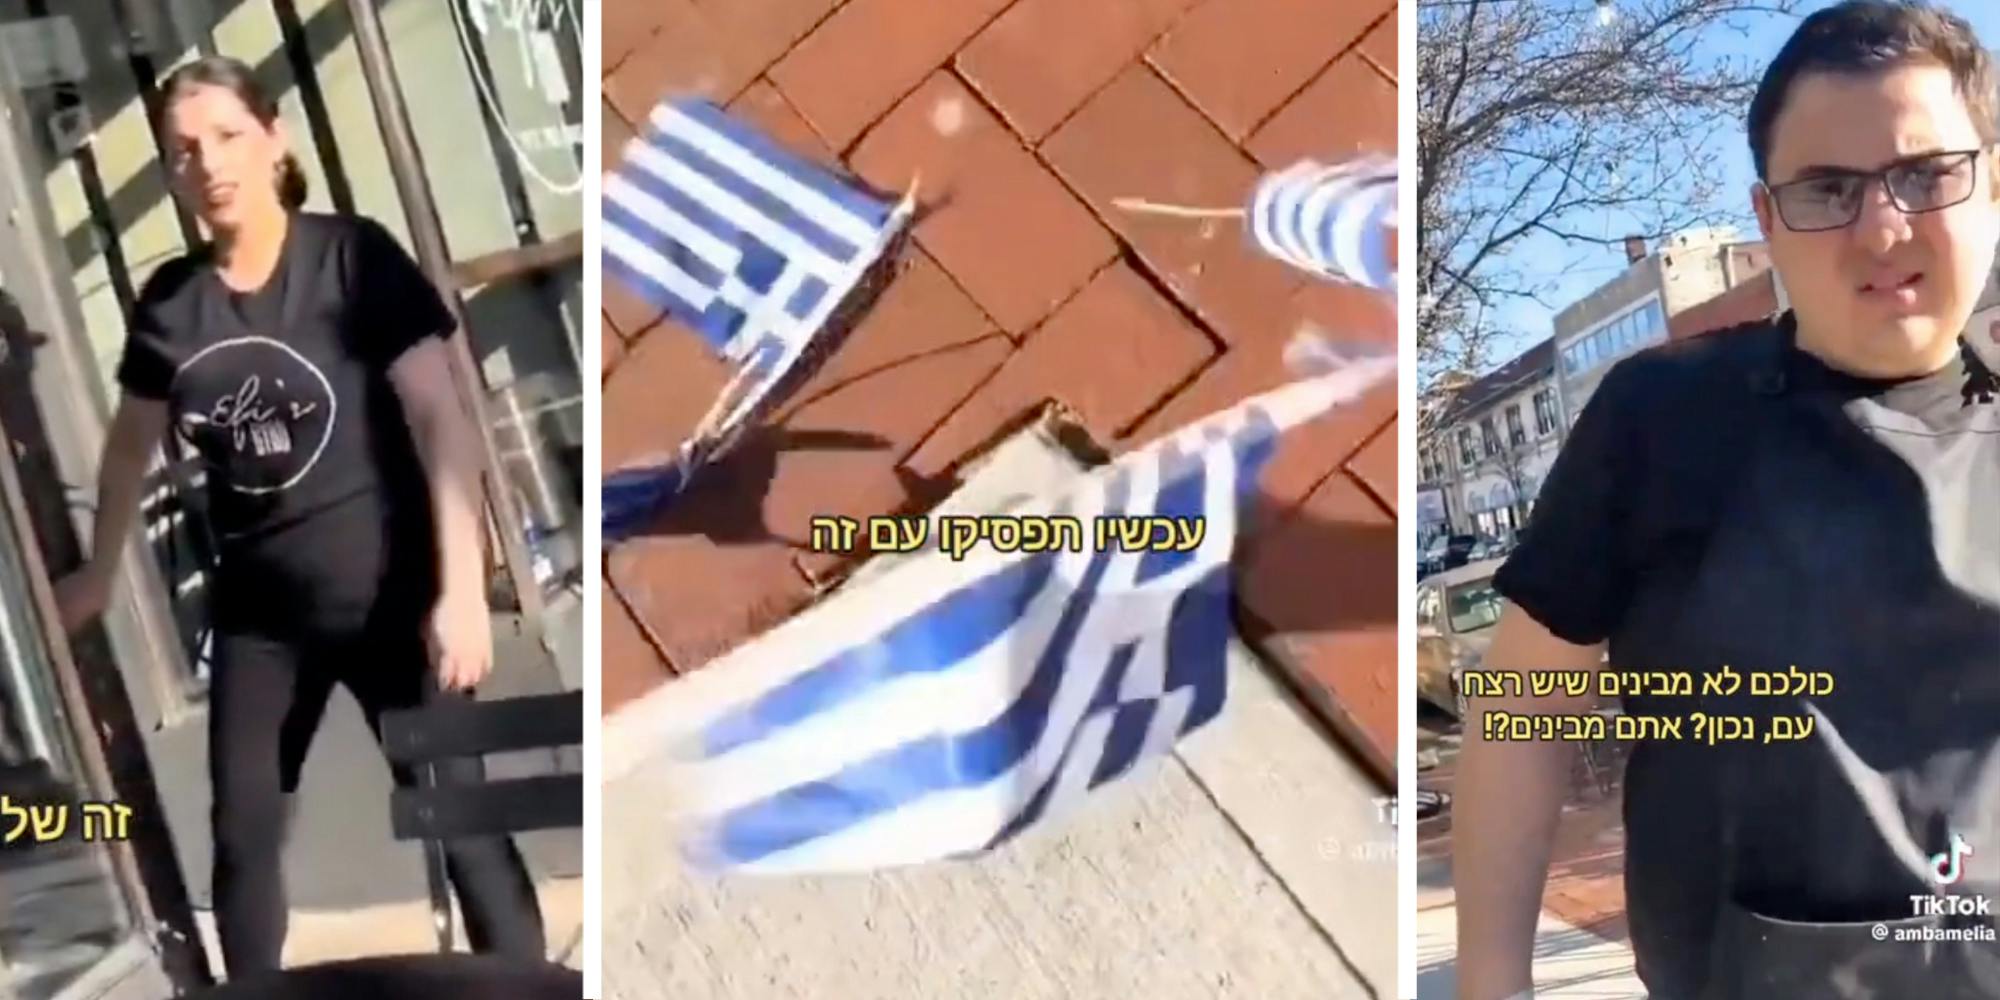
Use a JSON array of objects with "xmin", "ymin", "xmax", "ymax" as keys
[
  {"xmin": 600, "ymin": 0, "xmax": 1401, "ymax": 778},
  {"xmin": 1417, "ymin": 722, "xmax": 1633, "ymax": 942}
]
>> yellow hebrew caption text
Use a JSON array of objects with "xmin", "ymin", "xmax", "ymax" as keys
[
  {"xmin": 808, "ymin": 514, "xmax": 1207, "ymax": 561},
  {"xmin": 1476, "ymin": 710, "xmax": 1818, "ymax": 745},
  {"xmin": 0, "ymin": 798, "xmax": 134, "ymax": 844},
  {"xmin": 1461, "ymin": 666, "xmax": 1835, "ymax": 745}
]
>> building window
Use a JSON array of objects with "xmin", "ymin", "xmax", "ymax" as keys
[
  {"xmin": 1533, "ymin": 389, "xmax": 1558, "ymax": 437},
  {"xmin": 1479, "ymin": 417, "xmax": 1499, "ymax": 457},
  {"xmin": 1567, "ymin": 297, "xmax": 1666, "ymax": 381},
  {"xmin": 1458, "ymin": 428, "xmax": 1476, "ymax": 466}
]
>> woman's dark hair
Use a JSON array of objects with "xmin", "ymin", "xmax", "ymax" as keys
[
  {"xmin": 159, "ymin": 56, "xmax": 309, "ymax": 210},
  {"xmin": 1748, "ymin": 0, "xmax": 1997, "ymax": 180}
]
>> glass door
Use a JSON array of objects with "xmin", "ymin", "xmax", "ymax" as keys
[
  {"xmin": 0, "ymin": 412, "xmax": 171, "ymax": 1000},
  {"xmin": 0, "ymin": 4, "xmax": 207, "ymax": 993}
]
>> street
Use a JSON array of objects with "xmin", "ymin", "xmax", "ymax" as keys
[{"xmin": 1415, "ymin": 705, "xmax": 1647, "ymax": 998}]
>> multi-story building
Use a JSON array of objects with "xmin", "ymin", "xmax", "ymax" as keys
[
  {"xmin": 1419, "ymin": 337, "xmax": 1564, "ymax": 541},
  {"xmin": 1421, "ymin": 231, "xmax": 1778, "ymax": 546},
  {"xmin": 1668, "ymin": 266, "xmax": 1785, "ymax": 341},
  {"xmin": 1553, "ymin": 229, "xmax": 1771, "ymax": 423}
]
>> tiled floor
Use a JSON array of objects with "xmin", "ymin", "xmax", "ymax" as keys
[{"xmin": 600, "ymin": 0, "xmax": 1400, "ymax": 775}]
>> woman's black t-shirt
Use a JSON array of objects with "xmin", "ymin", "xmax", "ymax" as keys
[
  {"xmin": 1495, "ymin": 312, "xmax": 2000, "ymax": 997},
  {"xmin": 117, "ymin": 212, "xmax": 453, "ymax": 637}
]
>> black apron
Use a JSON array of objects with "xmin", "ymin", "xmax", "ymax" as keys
[{"xmin": 1610, "ymin": 328, "xmax": 2000, "ymax": 999}]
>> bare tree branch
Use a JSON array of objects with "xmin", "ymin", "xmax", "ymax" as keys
[
  {"xmin": 1490, "ymin": 436, "xmax": 1536, "ymax": 530},
  {"xmin": 1416, "ymin": 0, "xmax": 1799, "ymax": 431}
]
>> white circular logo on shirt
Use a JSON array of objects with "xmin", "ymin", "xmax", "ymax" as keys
[{"xmin": 172, "ymin": 337, "xmax": 337, "ymax": 495}]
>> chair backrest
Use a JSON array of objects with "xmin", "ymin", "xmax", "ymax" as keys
[
  {"xmin": 379, "ymin": 690, "xmax": 583, "ymax": 841},
  {"xmin": 146, "ymin": 448, "xmax": 218, "ymax": 684}
]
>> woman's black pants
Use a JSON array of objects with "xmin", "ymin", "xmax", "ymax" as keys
[{"xmin": 207, "ymin": 626, "xmax": 544, "ymax": 977}]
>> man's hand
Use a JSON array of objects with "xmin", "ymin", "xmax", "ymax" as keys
[
  {"xmin": 426, "ymin": 588, "xmax": 493, "ymax": 691},
  {"xmin": 54, "ymin": 563, "xmax": 113, "ymax": 633}
]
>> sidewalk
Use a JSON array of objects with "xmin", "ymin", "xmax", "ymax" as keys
[
  {"xmin": 1416, "ymin": 710, "xmax": 1642, "ymax": 997},
  {"xmin": 1415, "ymin": 889, "xmax": 1646, "ymax": 999},
  {"xmin": 192, "ymin": 875, "xmax": 583, "ymax": 974}
]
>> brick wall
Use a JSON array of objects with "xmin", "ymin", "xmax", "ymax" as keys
[{"xmin": 1667, "ymin": 270, "xmax": 1780, "ymax": 342}]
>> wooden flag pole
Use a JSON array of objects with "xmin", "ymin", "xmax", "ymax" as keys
[{"xmin": 1110, "ymin": 197, "xmax": 1245, "ymax": 219}]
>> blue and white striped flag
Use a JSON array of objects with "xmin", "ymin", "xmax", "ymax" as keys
[
  {"xmin": 610, "ymin": 343, "xmax": 1395, "ymax": 874},
  {"xmin": 1250, "ymin": 157, "xmax": 1397, "ymax": 295},
  {"xmin": 602, "ymin": 98, "xmax": 914, "ymax": 540},
  {"xmin": 1111, "ymin": 156, "xmax": 1398, "ymax": 294}
]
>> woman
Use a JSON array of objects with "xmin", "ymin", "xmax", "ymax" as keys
[
  {"xmin": 1454, "ymin": 3, "xmax": 2000, "ymax": 998},
  {"xmin": 55, "ymin": 57, "xmax": 543, "ymax": 976}
]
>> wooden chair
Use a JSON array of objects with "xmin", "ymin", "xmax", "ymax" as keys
[
  {"xmin": 379, "ymin": 690, "xmax": 582, "ymax": 952},
  {"xmin": 1579, "ymin": 704, "xmax": 1626, "ymax": 799}
]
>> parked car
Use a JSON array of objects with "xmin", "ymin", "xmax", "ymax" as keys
[
  {"xmin": 1444, "ymin": 533, "xmax": 1480, "ymax": 568},
  {"xmin": 1420, "ymin": 533, "xmax": 1479, "ymax": 576},
  {"xmin": 1419, "ymin": 536, "xmax": 1445, "ymax": 575},
  {"xmin": 1415, "ymin": 557, "xmax": 1509, "ymax": 718}
]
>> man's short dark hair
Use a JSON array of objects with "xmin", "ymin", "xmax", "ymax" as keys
[{"xmin": 1748, "ymin": 0, "xmax": 1997, "ymax": 180}]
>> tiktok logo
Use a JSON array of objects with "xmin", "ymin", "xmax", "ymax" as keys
[{"xmin": 1932, "ymin": 832, "xmax": 1973, "ymax": 887}]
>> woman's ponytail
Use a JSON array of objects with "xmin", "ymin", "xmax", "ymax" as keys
[{"xmin": 276, "ymin": 153, "xmax": 309, "ymax": 210}]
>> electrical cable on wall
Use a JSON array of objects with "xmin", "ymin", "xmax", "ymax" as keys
[{"xmin": 447, "ymin": 0, "xmax": 584, "ymax": 196}]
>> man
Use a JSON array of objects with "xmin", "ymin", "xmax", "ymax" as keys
[{"xmin": 1453, "ymin": 2, "xmax": 2000, "ymax": 997}]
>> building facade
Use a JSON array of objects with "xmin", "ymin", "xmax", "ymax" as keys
[
  {"xmin": 1418, "ymin": 337, "xmax": 1565, "ymax": 543},
  {"xmin": 1667, "ymin": 266, "xmax": 1783, "ymax": 342},
  {"xmin": 1420, "ymin": 232, "xmax": 1779, "ymax": 547},
  {"xmin": 1552, "ymin": 229, "xmax": 1770, "ymax": 424}
]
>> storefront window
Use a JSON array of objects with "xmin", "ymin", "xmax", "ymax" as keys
[{"xmin": 379, "ymin": 0, "xmax": 583, "ymax": 595}]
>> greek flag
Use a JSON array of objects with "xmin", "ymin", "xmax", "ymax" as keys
[
  {"xmin": 638, "ymin": 345, "xmax": 1394, "ymax": 874},
  {"xmin": 1249, "ymin": 157, "xmax": 1397, "ymax": 295},
  {"xmin": 602, "ymin": 98, "xmax": 914, "ymax": 540}
]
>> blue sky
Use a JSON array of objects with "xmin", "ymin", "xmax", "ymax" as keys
[{"xmin": 1474, "ymin": 0, "xmax": 2000, "ymax": 369}]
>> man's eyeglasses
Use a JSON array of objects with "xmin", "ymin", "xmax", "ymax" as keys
[{"xmin": 1764, "ymin": 149, "xmax": 1987, "ymax": 233}]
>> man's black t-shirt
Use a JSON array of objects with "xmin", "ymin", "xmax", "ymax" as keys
[
  {"xmin": 118, "ymin": 213, "xmax": 452, "ymax": 637},
  {"xmin": 1496, "ymin": 312, "xmax": 2000, "ymax": 997}
]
